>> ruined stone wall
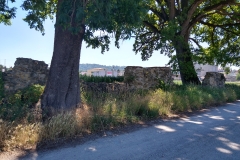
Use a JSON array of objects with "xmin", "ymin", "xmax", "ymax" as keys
[
  {"xmin": 80, "ymin": 66, "xmax": 174, "ymax": 93},
  {"xmin": 2, "ymin": 59, "xmax": 174, "ymax": 94},
  {"xmin": 202, "ymin": 72, "xmax": 225, "ymax": 88},
  {"xmin": 80, "ymin": 81, "xmax": 128, "ymax": 94},
  {"xmin": 124, "ymin": 66, "xmax": 173, "ymax": 89},
  {"xmin": 3, "ymin": 58, "xmax": 48, "ymax": 93}
]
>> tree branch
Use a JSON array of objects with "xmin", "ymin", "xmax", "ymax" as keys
[
  {"xmin": 143, "ymin": 21, "xmax": 159, "ymax": 33},
  {"xmin": 203, "ymin": 0, "xmax": 238, "ymax": 12},
  {"xmin": 139, "ymin": 31, "xmax": 154, "ymax": 38},
  {"xmin": 199, "ymin": 20, "xmax": 240, "ymax": 36},
  {"xmin": 161, "ymin": 5, "xmax": 169, "ymax": 21},
  {"xmin": 181, "ymin": 0, "xmax": 205, "ymax": 35},
  {"xmin": 155, "ymin": 0, "xmax": 161, "ymax": 6},
  {"xmin": 149, "ymin": 7, "xmax": 167, "ymax": 22},
  {"xmin": 199, "ymin": 21, "xmax": 240, "ymax": 27},
  {"xmin": 187, "ymin": 1, "xmax": 240, "ymax": 36},
  {"xmin": 189, "ymin": 37, "xmax": 202, "ymax": 49},
  {"xmin": 176, "ymin": 0, "xmax": 180, "ymax": 11},
  {"xmin": 169, "ymin": 0, "xmax": 175, "ymax": 20}
]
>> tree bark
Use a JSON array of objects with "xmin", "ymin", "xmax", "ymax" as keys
[
  {"xmin": 175, "ymin": 39, "xmax": 201, "ymax": 85},
  {"xmin": 41, "ymin": 0, "xmax": 85, "ymax": 117}
]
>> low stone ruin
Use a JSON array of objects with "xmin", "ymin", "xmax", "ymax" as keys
[
  {"xmin": 202, "ymin": 72, "xmax": 226, "ymax": 88},
  {"xmin": 80, "ymin": 66, "xmax": 174, "ymax": 94},
  {"xmin": 2, "ymin": 57, "xmax": 228, "ymax": 95},
  {"xmin": 124, "ymin": 66, "xmax": 173, "ymax": 89},
  {"xmin": 1, "ymin": 58, "xmax": 174, "ymax": 94},
  {"xmin": 80, "ymin": 81, "xmax": 128, "ymax": 95},
  {"xmin": 3, "ymin": 58, "xmax": 48, "ymax": 93}
]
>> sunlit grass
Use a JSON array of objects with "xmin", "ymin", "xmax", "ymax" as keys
[{"xmin": 1, "ymin": 81, "xmax": 240, "ymax": 151}]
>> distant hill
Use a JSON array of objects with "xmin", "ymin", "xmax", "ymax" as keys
[{"xmin": 79, "ymin": 63, "xmax": 126, "ymax": 71}]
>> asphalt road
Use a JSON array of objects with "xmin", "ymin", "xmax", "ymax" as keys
[{"xmin": 2, "ymin": 101, "xmax": 240, "ymax": 160}]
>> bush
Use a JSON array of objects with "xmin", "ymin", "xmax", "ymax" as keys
[
  {"xmin": 0, "ymin": 85, "xmax": 44, "ymax": 122},
  {"xmin": 236, "ymin": 73, "xmax": 240, "ymax": 81},
  {"xmin": 80, "ymin": 75, "xmax": 124, "ymax": 83},
  {"xmin": 1, "ymin": 82, "xmax": 240, "ymax": 151},
  {"xmin": 0, "ymin": 71, "xmax": 4, "ymax": 99},
  {"xmin": 224, "ymin": 67, "xmax": 231, "ymax": 75}
]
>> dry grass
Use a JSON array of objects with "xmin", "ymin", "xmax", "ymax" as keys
[
  {"xmin": 3, "ymin": 122, "xmax": 41, "ymax": 150},
  {"xmin": 0, "ymin": 107, "xmax": 93, "ymax": 151},
  {"xmin": 1, "ymin": 83, "xmax": 240, "ymax": 151}
]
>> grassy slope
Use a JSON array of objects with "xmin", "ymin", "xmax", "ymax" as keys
[{"xmin": 1, "ymin": 80, "xmax": 240, "ymax": 151}]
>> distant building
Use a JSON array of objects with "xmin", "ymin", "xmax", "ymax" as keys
[
  {"xmin": 87, "ymin": 68, "xmax": 106, "ymax": 77},
  {"xmin": 80, "ymin": 71, "xmax": 87, "ymax": 75},
  {"xmin": 86, "ymin": 68, "xmax": 124, "ymax": 77}
]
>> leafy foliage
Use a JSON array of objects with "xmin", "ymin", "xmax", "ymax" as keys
[
  {"xmin": 1, "ymin": 82, "xmax": 240, "ymax": 150},
  {"xmin": 0, "ymin": 85, "xmax": 44, "ymax": 121},
  {"xmin": 224, "ymin": 67, "xmax": 231, "ymax": 75},
  {"xmin": 80, "ymin": 75, "xmax": 124, "ymax": 83},
  {"xmin": 20, "ymin": 0, "xmax": 148, "ymax": 51},
  {"xmin": 83, "ymin": 0, "xmax": 148, "ymax": 53},
  {"xmin": 0, "ymin": 71, "xmax": 4, "ymax": 99},
  {"xmin": 0, "ymin": 0, "xmax": 16, "ymax": 25},
  {"xmin": 133, "ymin": 0, "xmax": 240, "ymax": 74},
  {"xmin": 236, "ymin": 73, "xmax": 240, "ymax": 81}
]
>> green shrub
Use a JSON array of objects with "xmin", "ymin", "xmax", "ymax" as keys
[
  {"xmin": 80, "ymin": 75, "xmax": 124, "ymax": 83},
  {"xmin": 236, "ymin": 73, "xmax": 240, "ymax": 81},
  {"xmin": 1, "ymin": 82, "xmax": 240, "ymax": 151},
  {"xmin": 0, "ymin": 85, "xmax": 44, "ymax": 122},
  {"xmin": 0, "ymin": 71, "xmax": 4, "ymax": 99},
  {"xmin": 224, "ymin": 67, "xmax": 231, "ymax": 75}
]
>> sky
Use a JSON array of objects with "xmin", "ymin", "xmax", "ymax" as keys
[{"xmin": 0, "ymin": 2, "xmax": 170, "ymax": 68}]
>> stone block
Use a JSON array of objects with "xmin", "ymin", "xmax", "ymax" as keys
[
  {"xmin": 3, "ymin": 58, "xmax": 48, "ymax": 93},
  {"xmin": 124, "ymin": 66, "xmax": 173, "ymax": 89},
  {"xmin": 202, "ymin": 72, "xmax": 225, "ymax": 87}
]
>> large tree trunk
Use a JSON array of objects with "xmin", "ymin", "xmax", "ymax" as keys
[
  {"xmin": 41, "ymin": 0, "xmax": 85, "ymax": 117},
  {"xmin": 175, "ymin": 39, "xmax": 201, "ymax": 85}
]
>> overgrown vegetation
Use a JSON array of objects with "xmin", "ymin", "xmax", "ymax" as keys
[
  {"xmin": 1, "ymin": 81, "xmax": 240, "ymax": 151},
  {"xmin": 236, "ymin": 73, "xmax": 240, "ymax": 81},
  {"xmin": 0, "ymin": 85, "xmax": 44, "ymax": 122},
  {"xmin": 0, "ymin": 71, "xmax": 4, "ymax": 99},
  {"xmin": 224, "ymin": 67, "xmax": 231, "ymax": 75},
  {"xmin": 80, "ymin": 75, "xmax": 124, "ymax": 83}
]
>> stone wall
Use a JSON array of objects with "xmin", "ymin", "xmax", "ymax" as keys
[
  {"xmin": 2, "ymin": 58, "xmax": 174, "ymax": 94},
  {"xmin": 3, "ymin": 58, "xmax": 48, "ymax": 93},
  {"xmin": 202, "ymin": 72, "xmax": 226, "ymax": 87},
  {"xmin": 81, "ymin": 66, "xmax": 174, "ymax": 93},
  {"xmin": 80, "ymin": 81, "xmax": 128, "ymax": 94},
  {"xmin": 225, "ymin": 75, "xmax": 237, "ymax": 82},
  {"xmin": 124, "ymin": 66, "xmax": 173, "ymax": 89}
]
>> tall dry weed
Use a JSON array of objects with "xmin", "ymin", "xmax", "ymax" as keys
[
  {"xmin": 2, "ymin": 122, "xmax": 41, "ymax": 151},
  {"xmin": 0, "ymin": 121, "xmax": 9, "ymax": 150}
]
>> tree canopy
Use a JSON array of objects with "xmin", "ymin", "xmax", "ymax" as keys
[
  {"xmin": 18, "ymin": 0, "xmax": 147, "ymax": 51},
  {"xmin": 133, "ymin": 0, "xmax": 240, "ymax": 84},
  {"xmin": 0, "ymin": 0, "xmax": 16, "ymax": 25},
  {"xmin": 2, "ymin": 0, "xmax": 240, "ymax": 85},
  {"xmin": 1, "ymin": 0, "xmax": 147, "ymax": 50},
  {"xmin": 224, "ymin": 66, "xmax": 231, "ymax": 75},
  {"xmin": 1, "ymin": 0, "xmax": 148, "ymax": 115}
]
